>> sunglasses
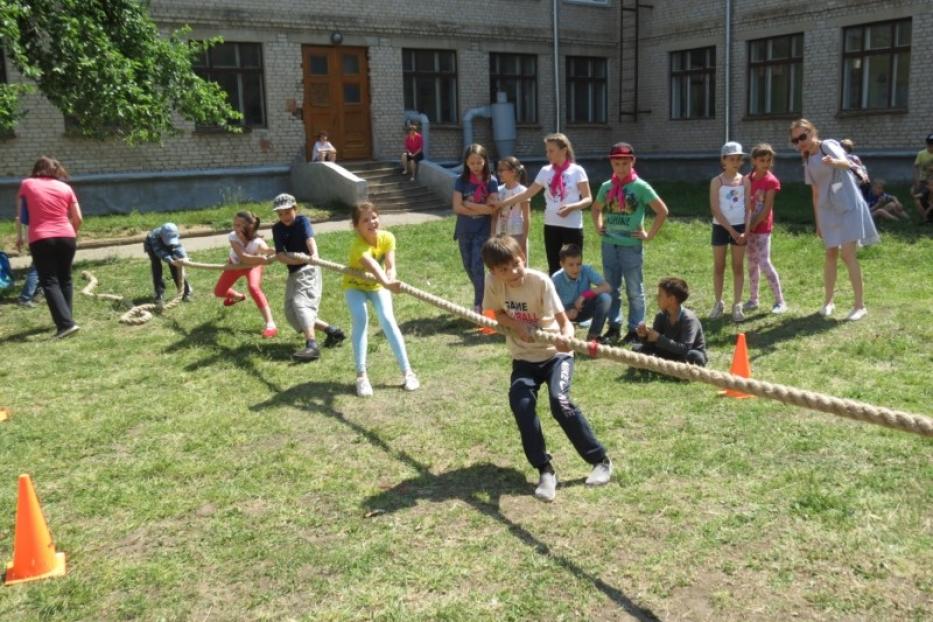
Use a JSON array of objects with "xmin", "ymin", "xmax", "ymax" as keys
[{"xmin": 791, "ymin": 132, "xmax": 809, "ymax": 145}]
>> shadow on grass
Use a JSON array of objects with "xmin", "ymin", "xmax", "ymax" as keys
[
  {"xmin": 743, "ymin": 313, "xmax": 841, "ymax": 358},
  {"xmin": 0, "ymin": 326, "xmax": 48, "ymax": 343},
  {"xmin": 398, "ymin": 313, "xmax": 502, "ymax": 347},
  {"xmin": 252, "ymin": 381, "xmax": 661, "ymax": 621}
]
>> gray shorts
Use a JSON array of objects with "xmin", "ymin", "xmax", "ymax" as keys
[{"xmin": 284, "ymin": 265, "xmax": 322, "ymax": 333}]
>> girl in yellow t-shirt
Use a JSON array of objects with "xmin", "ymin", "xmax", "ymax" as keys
[{"xmin": 343, "ymin": 202, "xmax": 419, "ymax": 397}]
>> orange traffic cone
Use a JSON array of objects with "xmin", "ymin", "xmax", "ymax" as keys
[
  {"xmin": 4, "ymin": 474, "xmax": 66, "ymax": 586},
  {"xmin": 479, "ymin": 309, "xmax": 497, "ymax": 335},
  {"xmin": 719, "ymin": 333, "xmax": 755, "ymax": 399}
]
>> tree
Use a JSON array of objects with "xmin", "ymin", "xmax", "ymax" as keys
[{"xmin": 0, "ymin": 0, "xmax": 241, "ymax": 143}]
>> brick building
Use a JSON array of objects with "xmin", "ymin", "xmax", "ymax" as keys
[{"xmin": 1, "ymin": 0, "xmax": 930, "ymax": 215}]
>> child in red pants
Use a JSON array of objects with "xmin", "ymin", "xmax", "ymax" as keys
[{"xmin": 214, "ymin": 211, "xmax": 278, "ymax": 337}]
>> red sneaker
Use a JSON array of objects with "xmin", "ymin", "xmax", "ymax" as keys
[{"xmin": 223, "ymin": 294, "xmax": 246, "ymax": 307}]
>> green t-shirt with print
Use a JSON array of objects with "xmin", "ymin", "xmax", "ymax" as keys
[{"xmin": 596, "ymin": 177, "xmax": 660, "ymax": 247}]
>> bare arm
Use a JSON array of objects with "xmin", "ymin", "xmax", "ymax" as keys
[
  {"xmin": 69, "ymin": 201, "xmax": 83, "ymax": 234},
  {"xmin": 749, "ymin": 189, "xmax": 776, "ymax": 230},
  {"xmin": 592, "ymin": 198, "xmax": 606, "ymax": 235},
  {"xmin": 556, "ymin": 181, "xmax": 593, "ymax": 217},
  {"xmin": 634, "ymin": 198, "xmax": 669, "ymax": 241},
  {"xmin": 520, "ymin": 200, "xmax": 531, "ymax": 237},
  {"xmin": 359, "ymin": 251, "xmax": 401, "ymax": 293},
  {"xmin": 497, "ymin": 182, "xmax": 542, "ymax": 210},
  {"xmin": 554, "ymin": 311, "xmax": 574, "ymax": 352}
]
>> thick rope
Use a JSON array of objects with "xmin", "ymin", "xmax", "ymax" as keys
[
  {"xmin": 179, "ymin": 256, "xmax": 933, "ymax": 437},
  {"xmin": 81, "ymin": 266, "xmax": 186, "ymax": 325}
]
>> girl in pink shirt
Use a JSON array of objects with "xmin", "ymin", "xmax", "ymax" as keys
[
  {"xmin": 743, "ymin": 143, "xmax": 787, "ymax": 314},
  {"xmin": 400, "ymin": 124, "xmax": 424, "ymax": 181}
]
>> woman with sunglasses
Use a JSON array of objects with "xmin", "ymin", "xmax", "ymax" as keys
[{"xmin": 790, "ymin": 119, "xmax": 879, "ymax": 321}]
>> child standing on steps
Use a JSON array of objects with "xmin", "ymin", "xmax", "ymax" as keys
[
  {"xmin": 452, "ymin": 143, "xmax": 498, "ymax": 313},
  {"xmin": 482, "ymin": 235, "xmax": 613, "ymax": 503},
  {"xmin": 343, "ymin": 202, "xmax": 419, "ymax": 397},
  {"xmin": 709, "ymin": 142, "xmax": 749, "ymax": 323},
  {"xmin": 494, "ymin": 156, "xmax": 531, "ymax": 260},
  {"xmin": 743, "ymin": 144, "xmax": 787, "ymax": 314},
  {"xmin": 213, "ymin": 211, "xmax": 279, "ymax": 337}
]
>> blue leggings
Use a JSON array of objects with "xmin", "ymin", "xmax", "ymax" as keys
[{"xmin": 345, "ymin": 288, "xmax": 411, "ymax": 375}]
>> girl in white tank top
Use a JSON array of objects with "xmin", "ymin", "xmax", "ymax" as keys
[{"xmin": 709, "ymin": 142, "xmax": 750, "ymax": 323}]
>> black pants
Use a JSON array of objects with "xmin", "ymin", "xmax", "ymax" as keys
[
  {"xmin": 543, "ymin": 225, "xmax": 583, "ymax": 276},
  {"xmin": 30, "ymin": 237, "xmax": 77, "ymax": 331},
  {"xmin": 144, "ymin": 244, "xmax": 191, "ymax": 298},
  {"xmin": 509, "ymin": 354, "xmax": 606, "ymax": 470},
  {"xmin": 633, "ymin": 343, "xmax": 708, "ymax": 366}
]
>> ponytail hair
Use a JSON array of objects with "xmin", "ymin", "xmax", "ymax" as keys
[
  {"xmin": 235, "ymin": 210, "xmax": 261, "ymax": 240},
  {"xmin": 544, "ymin": 132, "xmax": 575, "ymax": 163},
  {"xmin": 498, "ymin": 156, "xmax": 527, "ymax": 185}
]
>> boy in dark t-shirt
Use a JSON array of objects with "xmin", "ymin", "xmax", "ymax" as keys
[{"xmin": 634, "ymin": 277, "xmax": 707, "ymax": 366}]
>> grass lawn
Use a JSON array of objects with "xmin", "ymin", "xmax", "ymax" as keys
[{"xmin": 0, "ymin": 187, "xmax": 931, "ymax": 620}]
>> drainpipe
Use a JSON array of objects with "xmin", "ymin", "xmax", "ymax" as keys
[
  {"xmin": 462, "ymin": 105, "xmax": 492, "ymax": 152},
  {"xmin": 724, "ymin": 0, "xmax": 732, "ymax": 143},
  {"xmin": 403, "ymin": 111, "xmax": 430, "ymax": 160},
  {"xmin": 553, "ymin": 0, "xmax": 561, "ymax": 132}
]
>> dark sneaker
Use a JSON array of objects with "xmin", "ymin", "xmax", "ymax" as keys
[
  {"xmin": 602, "ymin": 326, "xmax": 621, "ymax": 344},
  {"xmin": 292, "ymin": 344, "xmax": 321, "ymax": 362},
  {"xmin": 53, "ymin": 324, "xmax": 80, "ymax": 340},
  {"xmin": 621, "ymin": 330, "xmax": 639, "ymax": 345},
  {"xmin": 17, "ymin": 299, "xmax": 37, "ymax": 308},
  {"xmin": 323, "ymin": 327, "xmax": 346, "ymax": 348}
]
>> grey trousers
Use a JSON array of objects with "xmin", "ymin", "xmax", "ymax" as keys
[{"xmin": 284, "ymin": 265, "xmax": 322, "ymax": 333}]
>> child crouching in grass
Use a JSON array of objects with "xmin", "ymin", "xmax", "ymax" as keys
[
  {"xmin": 482, "ymin": 234, "xmax": 612, "ymax": 503},
  {"xmin": 633, "ymin": 277, "xmax": 707, "ymax": 366}
]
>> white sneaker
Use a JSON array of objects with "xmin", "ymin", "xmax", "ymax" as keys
[
  {"xmin": 356, "ymin": 376, "xmax": 373, "ymax": 397},
  {"xmin": 732, "ymin": 303, "xmax": 745, "ymax": 323},
  {"xmin": 585, "ymin": 458, "xmax": 613, "ymax": 486},
  {"xmin": 534, "ymin": 470, "xmax": 557, "ymax": 502},
  {"xmin": 771, "ymin": 302, "xmax": 788, "ymax": 314},
  {"xmin": 743, "ymin": 299, "xmax": 759, "ymax": 311},
  {"xmin": 845, "ymin": 307, "xmax": 867, "ymax": 321},
  {"xmin": 402, "ymin": 371, "xmax": 420, "ymax": 391},
  {"xmin": 709, "ymin": 300, "xmax": 725, "ymax": 319},
  {"xmin": 819, "ymin": 302, "xmax": 835, "ymax": 318}
]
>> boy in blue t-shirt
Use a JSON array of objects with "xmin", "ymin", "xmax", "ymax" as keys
[
  {"xmin": 592, "ymin": 143, "xmax": 669, "ymax": 345},
  {"xmin": 550, "ymin": 243, "xmax": 611, "ymax": 343},
  {"xmin": 271, "ymin": 193, "xmax": 345, "ymax": 362}
]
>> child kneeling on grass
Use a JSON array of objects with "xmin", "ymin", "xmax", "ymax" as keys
[
  {"xmin": 633, "ymin": 277, "xmax": 707, "ymax": 366},
  {"xmin": 550, "ymin": 243, "xmax": 611, "ymax": 343},
  {"xmin": 482, "ymin": 234, "xmax": 612, "ymax": 503},
  {"xmin": 343, "ymin": 202, "xmax": 419, "ymax": 397}
]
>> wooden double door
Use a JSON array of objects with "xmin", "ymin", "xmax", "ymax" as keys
[{"xmin": 302, "ymin": 46, "xmax": 372, "ymax": 161}]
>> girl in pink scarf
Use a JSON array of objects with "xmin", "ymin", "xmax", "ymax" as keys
[{"xmin": 452, "ymin": 144, "xmax": 497, "ymax": 311}]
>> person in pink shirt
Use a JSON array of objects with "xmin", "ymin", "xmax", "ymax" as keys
[
  {"xmin": 15, "ymin": 156, "xmax": 84, "ymax": 338},
  {"xmin": 400, "ymin": 124, "xmax": 424, "ymax": 181},
  {"xmin": 742, "ymin": 143, "xmax": 787, "ymax": 314}
]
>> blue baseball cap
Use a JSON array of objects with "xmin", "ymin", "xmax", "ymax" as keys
[{"xmin": 160, "ymin": 223, "xmax": 181, "ymax": 246}]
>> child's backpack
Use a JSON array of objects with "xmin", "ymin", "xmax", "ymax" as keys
[{"xmin": 0, "ymin": 252, "xmax": 14, "ymax": 291}]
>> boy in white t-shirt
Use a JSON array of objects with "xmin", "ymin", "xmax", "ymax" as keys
[
  {"xmin": 481, "ymin": 234, "xmax": 612, "ymax": 503},
  {"xmin": 311, "ymin": 130, "xmax": 337, "ymax": 162}
]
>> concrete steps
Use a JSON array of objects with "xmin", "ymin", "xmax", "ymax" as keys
[{"xmin": 342, "ymin": 161, "xmax": 448, "ymax": 213}]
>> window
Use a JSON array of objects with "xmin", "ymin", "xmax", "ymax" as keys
[
  {"xmin": 748, "ymin": 34, "xmax": 802, "ymax": 116},
  {"xmin": 670, "ymin": 47, "xmax": 715, "ymax": 119},
  {"xmin": 403, "ymin": 49, "xmax": 458, "ymax": 124},
  {"xmin": 490, "ymin": 53, "xmax": 537, "ymax": 124},
  {"xmin": 566, "ymin": 56, "xmax": 607, "ymax": 124},
  {"xmin": 193, "ymin": 42, "xmax": 266, "ymax": 128},
  {"xmin": 841, "ymin": 19, "xmax": 910, "ymax": 111}
]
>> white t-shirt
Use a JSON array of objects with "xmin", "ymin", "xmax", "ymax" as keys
[
  {"xmin": 228, "ymin": 231, "xmax": 268, "ymax": 264},
  {"xmin": 496, "ymin": 183, "xmax": 528, "ymax": 236},
  {"xmin": 534, "ymin": 163, "xmax": 588, "ymax": 229},
  {"xmin": 311, "ymin": 140, "xmax": 336, "ymax": 162},
  {"xmin": 482, "ymin": 268, "xmax": 566, "ymax": 363},
  {"xmin": 714, "ymin": 177, "xmax": 746, "ymax": 226}
]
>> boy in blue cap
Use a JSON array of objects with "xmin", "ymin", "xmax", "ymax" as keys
[{"xmin": 144, "ymin": 222, "xmax": 192, "ymax": 303}]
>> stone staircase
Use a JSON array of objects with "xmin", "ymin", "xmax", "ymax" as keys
[{"xmin": 341, "ymin": 161, "xmax": 448, "ymax": 213}]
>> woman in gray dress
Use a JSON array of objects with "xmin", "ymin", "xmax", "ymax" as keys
[{"xmin": 790, "ymin": 119, "xmax": 879, "ymax": 321}]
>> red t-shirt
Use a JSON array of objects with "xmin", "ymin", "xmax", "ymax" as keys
[
  {"xmin": 18, "ymin": 177, "xmax": 79, "ymax": 243},
  {"xmin": 747, "ymin": 170, "xmax": 781, "ymax": 234},
  {"xmin": 404, "ymin": 132, "xmax": 423, "ymax": 154}
]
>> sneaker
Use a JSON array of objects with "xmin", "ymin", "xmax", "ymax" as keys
[
  {"xmin": 621, "ymin": 330, "xmax": 639, "ymax": 345},
  {"xmin": 224, "ymin": 294, "xmax": 246, "ymax": 307},
  {"xmin": 53, "ymin": 324, "xmax": 80, "ymax": 340},
  {"xmin": 732, "ymin": 303, "xmax": 745, "ymax": 323},
  {"xmin": 585, "ymin": 457, "xmax": 613, "ymax": 486},
  {"xmin": 402, "ymin": 371, "xmax": 421, "ymax": 391},
  {"xmin": 410, "ymin": 176, "xmax": 416, "ymax": 182},
  {"xmin": 771, "ymin": 302, "xmax": 788, "ymax": 314},
  {"xmin": 182, "ymin": 293, "xmax": 193, "ymax": 303},
  {"xmin": 818, "ymin": 302, "xmax": 835, "ymax": 318},
  {"xmin": 845, "ymin": 307, "xmax": 867, "ymax": 321},
  {"xmin": 154, "ymin": 294, "xmax": 165, "ymax": 305},
  {"xmin": 578, "ymin": 318, "xmax": 592, "ymax": 329},
  {"xmin": 16, "ymin": 299, "xmax": 37, "ymax": 308},
  {"xmin": 710, "ymin": 300, "xmax": 725, "ymax": 319},
  {"xmin": 292, "ymin": 344, "xmax": 321, "ymax": 362},
  {"xmin": 262, "ymin": 326, "xmax": 278, "ymax": 339},
  {"xmin": 534, "ymin": 470, "xmax": 558, "ymax": 502},
  {"xmin": 743, "ymin": 299, "xmax": 759, "ymax": 311},
  {"xmin": 602, "ymin": 326, "xmax": 621, "ymax": 344},
  {"xmin": 356, "ymin": 376, "xmax": 374, "ymax": 397},
  {"xmin": 323, "ymin": 327, "xmax": 346, "ymax": 348}
]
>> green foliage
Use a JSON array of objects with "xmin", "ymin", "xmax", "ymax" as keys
[{"xmin": 0, "ymin": 0, "xmax": 241, "ymax": 142}]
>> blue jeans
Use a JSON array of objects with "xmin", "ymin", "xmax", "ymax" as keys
[
  {"xmin": 575, "ymin": 292, "xmax": 611, "ymax": 337},
  {"xmin": 345, "ymin": 288, "xmax": 411, "ymax": 375},
  {"xmin": 19, "ymin": 264, "xmax": 39, "ymax": 302},
  {"xmin": 458, "ymin": 233, "xmax": 487, "ymax": 308},
  {"xmin": 602, "ymin": 242, "xmax": 645, "ymax": 331}
]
